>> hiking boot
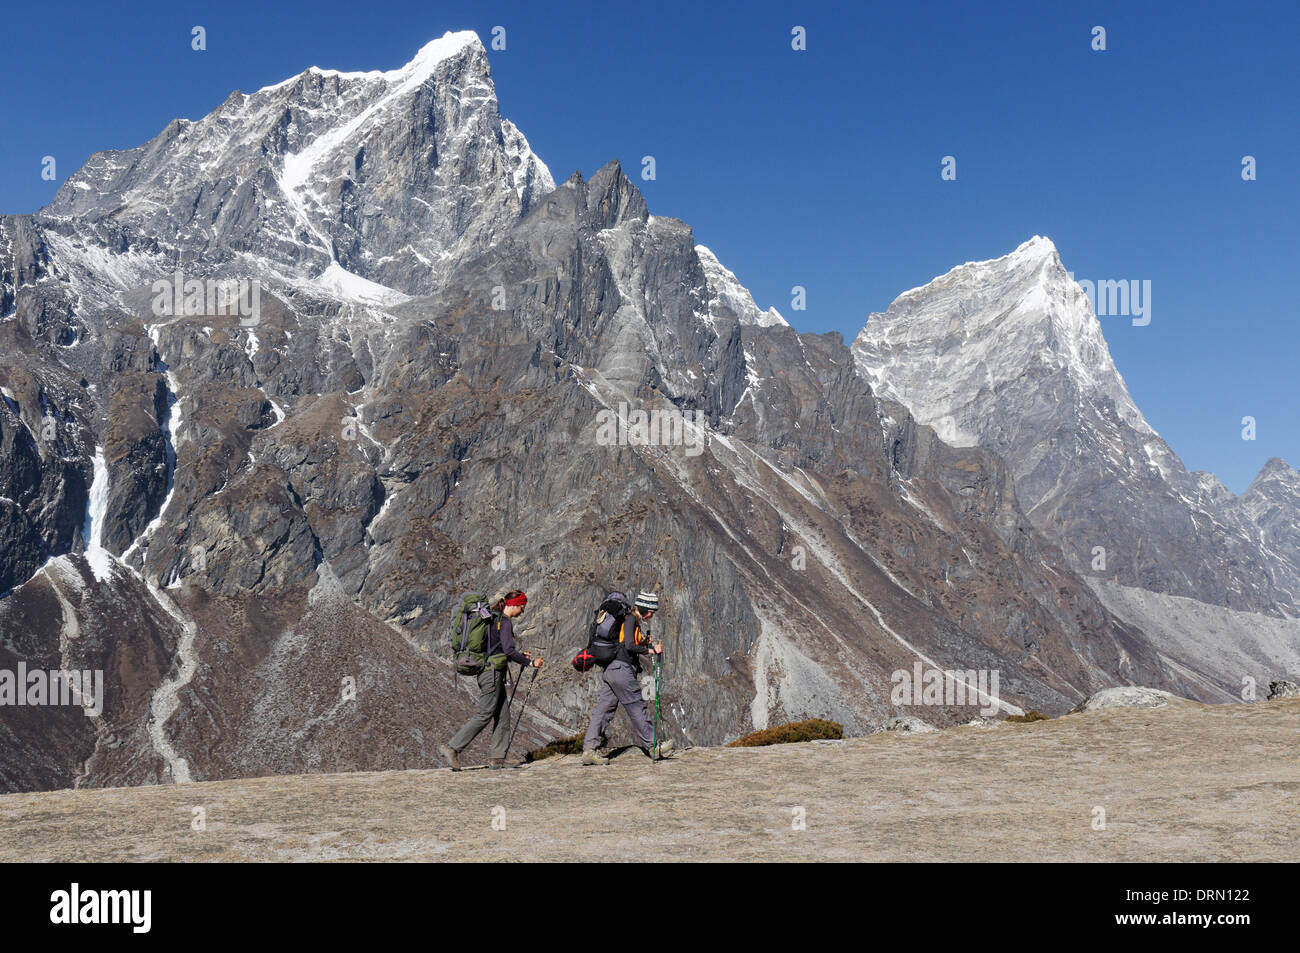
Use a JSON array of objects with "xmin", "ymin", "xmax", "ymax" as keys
[
  {"xmin": 439, "ymin": 744, "xmax": 461, "ymax": 771},
  {"xmin": 581, "ymin": 748, "xmax": 609, "ymax": 766},
  {"xmin": 488, "ymin": 759, "xmax": 507, "ymax": 769},
  {"xmin": 653, "ymin": 739, "xmax": 676, "ymax": 760}
]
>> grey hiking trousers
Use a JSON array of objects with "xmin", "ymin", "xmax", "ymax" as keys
[
  {"xmin": 584, "ymin": 659, "xmax": 654, "ymax": 751},
  {"xmin": 449, "ymin": 667, "xmax": 512, "ymax": 760}
]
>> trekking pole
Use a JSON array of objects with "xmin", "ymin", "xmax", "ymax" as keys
[
  {"xmin": 504, "ymin": 664, "xmax": 540, "ymax": 759},
  {"xmin": 653, "ymin": 650, "xmax": 662, "ymax": 757},
  {"xmin": 505, "ymin": 661, "xmax": 524, "ymax": 712}
]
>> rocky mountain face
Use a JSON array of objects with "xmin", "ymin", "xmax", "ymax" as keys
[
  {"xmin": 1228, "ymin": 458, "xmax": 1300, "ymax": 604},
  {"xmin": 1082, "ymin": 578, "xmax": 1300, "ymax": 703},
  {"xmin": 0, "ymin": 32, "xmax": 1217, "ymax": 794}
]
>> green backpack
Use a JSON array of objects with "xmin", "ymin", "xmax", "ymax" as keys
[{"xmin": 451, "ymin": 594, "xmax": 508, "ymax": 675}]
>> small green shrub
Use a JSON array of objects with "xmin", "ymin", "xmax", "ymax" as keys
[
  {"xmin": 524, "ymin": 733, "xmax": 586, "ymax": 763},
  {"xmin": 727, "ymin": 718, "xmax": 844, "ymax": 747},
  {"xmin": 1004, "ymin": 710, "xmax": 1050, "ymax": 723}
]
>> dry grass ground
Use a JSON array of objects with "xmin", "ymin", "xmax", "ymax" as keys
[{"xmin": 2, "ymin": 696, "xmax": 1296, "ymax": 862}]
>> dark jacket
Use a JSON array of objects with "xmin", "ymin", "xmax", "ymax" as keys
[
  {"xmin": 486, "ymin": 614, "xmax": 531, "ymax": 667},
  {"xmin": 616, "ymin": 613, "xmax": 651, "ymax": 671}
]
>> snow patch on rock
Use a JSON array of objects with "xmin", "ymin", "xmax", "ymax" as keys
[
  {"xmin": 82, "ymin": 448, "xmax": 114, "ymax": 584},
  {"xmin": 313, "ymin": 262, "xmax": 410, "ymax": 307}
]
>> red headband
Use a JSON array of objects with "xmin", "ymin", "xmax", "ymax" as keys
[{"xmin": 504, "ymin": 593, "xmax": 527, "ymax": 607}]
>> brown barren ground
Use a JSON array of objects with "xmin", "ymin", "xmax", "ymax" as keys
[{"xmin": 2, "ymin": 697, "xmax": 1296, "ymax": 862}]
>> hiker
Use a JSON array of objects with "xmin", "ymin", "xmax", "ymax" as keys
[
  {"xmin": 581, "ymin": 591, "xmax": 674, "ymax": 765},
  {"xmin": 440, "ymin": 590, "xmax": 543, "ymax": 770}
]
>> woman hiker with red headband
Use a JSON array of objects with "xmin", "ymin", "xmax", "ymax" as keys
[{"xmin": 440, "ymin": 590, "xmax": 543, "ymax": 770}]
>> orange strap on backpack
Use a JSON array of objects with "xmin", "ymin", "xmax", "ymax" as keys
[{"xmin": 618, "ymin": 616, "xmax": 645, "ymax": 647}]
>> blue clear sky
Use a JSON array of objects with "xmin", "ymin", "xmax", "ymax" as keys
[{"xmin": 3, "ymin": 0, "xmax": 1295, "ymax": 493}]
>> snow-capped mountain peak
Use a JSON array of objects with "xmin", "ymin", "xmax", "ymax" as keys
[
  {"xmin": 38, "ymin": 30, "xmax": 553, "ymax": 298},
  {"xmin": 889, "ymin": 235, "xmax": 1059, "ymax": 304},
  {"xmin": 852, "ymin": 237, "xmax": 1297, "ymax": 614},
  {"xmin": 853, "ymin": 235, "xmax": 1149, "ymax": 449},
  {"xmin": 696, "ymin": 244, "xmax": 789, "ymax": 328},
  {"xmin": 261, "ymin": 30, "xmax": 483, "ymax": 91},
  {"xmin": 276, "ymin": 30, "xmax": 502, "ymax": 250}
]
